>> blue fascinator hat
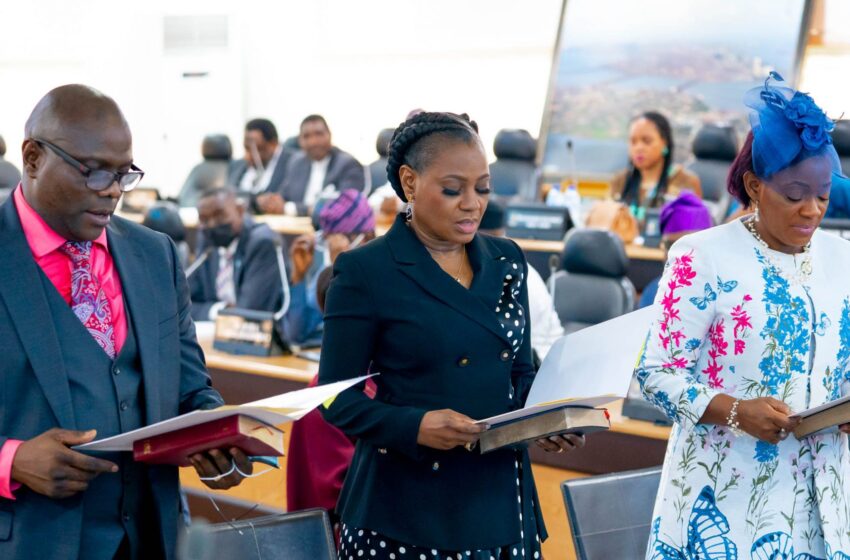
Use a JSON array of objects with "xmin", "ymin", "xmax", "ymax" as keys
[{"xmin": 745, "ymin": 72, "xmax": 843, "ymax": 180}]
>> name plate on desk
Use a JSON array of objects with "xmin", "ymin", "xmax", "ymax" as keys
[{"xmin": 213, "ymin": 308, "xmax": 286, "ymax": 357}]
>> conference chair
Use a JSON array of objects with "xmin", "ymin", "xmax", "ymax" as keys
[
  {"xmin": 368, "ymin": 128, "xmax": 394, "ymax": 191},
  {"xmin": 178, "ymin": 134, "xmax": 233, "ymax": 208},
  {"xmin": 179, "ymin": 508, "xmax": 336, "ymax": 560},
  {"xmin": 143, "ymin": 201, "xmax": 190, "ymax": 267},
  {"xmin": 834, "ymin": 120, "xmax": 850, "ymax": 174},
  {"xmin": 562, "ymin": 467, "xmax": 662, "ymax": 560},
  {"xmin": 550, "ymin": 229, "xmax": 635, "ymax": 332},
  {"xmin": 489, "ymin": 129, "xmax": 537, "ymax": 199},
  {"xmin": 686, "ymin": 124, "xmax": 738, "ymax": 224}
]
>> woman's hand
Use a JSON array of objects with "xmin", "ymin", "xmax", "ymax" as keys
[
  {"xmin": 417, "ymin": 409, "xmax": 485, "ymax": 450},
  {"xmin": 839, "ymin": 424, "xmax": 850, "ymax": 434},
  {"xmin": 535, "ymin": 433, "xmax": 585, "ymax": 453},
  {"xmin": 737, "ymin": 397, "xmax": 800, "ymax": 444}
]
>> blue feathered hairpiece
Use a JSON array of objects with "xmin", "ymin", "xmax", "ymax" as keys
[{"xmin": 745, "ymin": 71, "xmax": 840, "ymax": 179}]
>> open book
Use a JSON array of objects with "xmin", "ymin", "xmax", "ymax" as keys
[
  {"xmin": 75, "ymin": 375, "xmax": 373, "ymax": 456},
  {"xmin": 792, "ymin": 394, "xmax": 850, "ymax": 439},
  {"xmin": 475, "ymin": 306, "xmax": 656, "ymax": 452}
]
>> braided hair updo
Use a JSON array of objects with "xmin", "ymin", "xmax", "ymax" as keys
[{"xmin": 385, "ymin": 112, "xmax": 480, "ymax": 201}]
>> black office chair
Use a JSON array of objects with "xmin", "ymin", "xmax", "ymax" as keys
[
  {"xmin": 686, "ymin": 124, "xmax": 738, "ymax": 225},
  {"xmin": 490, "ymin": 129, "xmax": 537, "ymax": 199},
  {"xmin": 562, "ymin": 467, "xmax": 662, "ymax": 560},
  {"xmin": 368, "ymin": 128, "xmax": 394, "ymax": 191},
  {"xmin": 178, "ymin": 134, "xmax": 233, "ymax": 208},
  {"xmin": 550, "ymin": 229, "xmax": 635, "ymax": 332},
  {"xmin": 833, "ymin": 120, "xmax": 850, "ymax": 174},
  {"xmin": 179, "ymin": 509, "xmax": 336, "ymax": 560}
]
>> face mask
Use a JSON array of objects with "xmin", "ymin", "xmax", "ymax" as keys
[{"xmin": 207, "ymin": 223, "xmax": 237, "ymax": 247}]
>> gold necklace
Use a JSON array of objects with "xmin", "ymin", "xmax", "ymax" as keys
[{"xmin": 453, "ymin": 247, "xmax": 467, "ymax": 283}]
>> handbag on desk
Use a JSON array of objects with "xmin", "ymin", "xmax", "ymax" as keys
[{"xmin": 584, "ymin": 199, "xmax": 639, "ymax": 244}]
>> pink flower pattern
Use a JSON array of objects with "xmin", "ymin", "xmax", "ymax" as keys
[{"xmin": 659, "ymin": 253, "xmax": 695, "ymax": 351}]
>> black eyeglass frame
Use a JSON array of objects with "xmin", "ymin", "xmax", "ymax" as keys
[{"xmin": 33, "ymin": 138, "xmax": 144, "ymax": 192}]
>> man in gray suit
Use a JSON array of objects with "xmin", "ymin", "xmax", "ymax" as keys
[
  {"xmin": 228, "ymin": 118, "xmax": 295, "ymax": 198},
  {"xmin": 0, "ymin": 135, "xmax": 22, "ymax": 202},
  {"xmin": 256, "ymin": 115, "xmax": 365, "ymax": 216},
  {"xmin": 0, "ymin": 84, "xmax": 249, "ymax": 560}
]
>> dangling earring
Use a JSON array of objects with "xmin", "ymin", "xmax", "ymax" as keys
[
  {"xmin": 753, "ymin": 203, "xmax": 760, "ymax": 223},
  {"xmin": 662, "ymin": 147, "xmax": 669, "ymax": 156},
  {"xmin": 405, "ymin": 200, "xmax": 414, "ymax": 222}
]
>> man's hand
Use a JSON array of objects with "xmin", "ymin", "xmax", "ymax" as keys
[
  {"xmin": 11, "ymin": 428, "xmax": 118, "ymax": 499},
  {"xmin": 191, "ymin": 448, "xmax": 253, "ymax": 490},
  {"xmin": 256, "ymin": 193, "xmax": 285, "ymax": 215},
  {"xmin": 325, "ymin": 233, "xmax": 352, "ymax": 264},
  {"xmin": 416, "ymin": 409, "xmax": 485, "ymax": 450},
  {"xmin": 289, "ymin": 234, "xmax": 316, "ymax": 284}
]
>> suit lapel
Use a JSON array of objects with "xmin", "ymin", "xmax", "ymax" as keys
[
  {"xmin": 0, "ymin": 198, "xmax": 77, "ymax": 428},
  {"xmin": 384, "ymin": 215, "xmax": 512, "ymax": 344},
  {"xmin": 108, "ymin": 219, "xmax": 162, "ymax": 423}
]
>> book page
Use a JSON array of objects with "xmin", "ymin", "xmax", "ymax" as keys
[
  {"xmin": 75, "ymin": 375, "xmax": 374, "ymax": 452},
  {"xmin": 791, "ymin": 393, "xmax": 850, "ymax": 419},
  {"xmin": 478, "ymin": 306, "xmax": 656, "ymax": 427}
]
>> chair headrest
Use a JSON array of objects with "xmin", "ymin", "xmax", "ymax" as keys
[
  {"xmin": 494, "ymin": 129, "xmax": 536, "ymax": 161},
  {"xmin": 201, "ymin": 134, "xmax": 232, "ymax": 161},
  {"xmin": 692, "ymin": 124, "xmax": 738, "ymax": 161},
  {"xmin": 283, "ymin": 135, "xmax": 301, "ymax": 151},
  {"xmin": 833, "ymin": 120, "xmax": 850, "ymax": 157},
  {"xmin": 376, "ymin": 128, "xmax": 394, "ymax": 157},
  {"xmin": 561, "ymin": 229, "xmax": 628, "ymax": 277},
  {"xmin": 143, "ymin": 201, "xmax": 186, "ymax": 242}
]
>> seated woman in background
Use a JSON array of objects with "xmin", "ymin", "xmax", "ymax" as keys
[{"xmin": 611, "ymin": 111, "xmax": 702, "ymax": 222}]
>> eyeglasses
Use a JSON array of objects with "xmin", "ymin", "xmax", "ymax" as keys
[{"xmin": 34, "ymin": 138, "xmax": 144, "ymax": 192}]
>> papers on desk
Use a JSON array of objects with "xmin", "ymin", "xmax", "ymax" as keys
[
  {"xmin": 75, "ymin": 375, "xmax": 373, "ymax": 452},
  {"xmin": 478, "ymin": 306, "xmax": 656, "ymax": 427}
]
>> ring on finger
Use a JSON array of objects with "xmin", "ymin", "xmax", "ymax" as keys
[{"xmin": 778, "ymin": 428, "xmax": 788, "ymax": 440}]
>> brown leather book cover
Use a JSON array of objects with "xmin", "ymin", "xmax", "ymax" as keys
[
  {"xmin": 132, "ymin": 414, "xmax": 284, "ymax": 466},
  {"xmin": 478, "ymin": 407, "xmax": 610, "ymax": 454},
  {"xmin": 793, "ymin": 400, "xmax": 850, "ymax": 439}
]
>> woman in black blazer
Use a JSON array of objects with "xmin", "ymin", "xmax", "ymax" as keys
[{"xmin": 318, "ymin": 112, "xmax": 583, "ymax": 559}]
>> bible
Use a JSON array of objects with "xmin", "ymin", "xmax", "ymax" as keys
[
  {"xmin": 133, "ymin": 414, "xmax": 284, "ymax": 466},
  {"xmin": 792, "ymin": 394, "xmax": 850, "ymax": 439},
  {"xmin": 477, "ymin": 405, "xmax": 610, "ymax": 453}
]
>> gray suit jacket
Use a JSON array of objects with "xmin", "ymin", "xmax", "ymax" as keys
[
  {"xmin": 227, "ymin": 147, "xmax": 295, "ymax": 196},
  {"xmin": 0, "ymin": 158, "xmax": 21, "ymax": 202},
  {"xmin": 278, "ymin": 147, "xmax": 365, "ymax": 215},
  {"xmin": 0, "ymin": 197, "xmax": 223, "ymax": 560}
]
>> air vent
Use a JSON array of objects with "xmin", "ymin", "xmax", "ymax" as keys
[{"xmin": 163, "ymin": 15, "xmax": 228, "ymax": 51}]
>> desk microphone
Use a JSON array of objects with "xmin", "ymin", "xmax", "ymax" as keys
[
  {"xmin": 547, "ymin": 254, "xmax": 560, "ymax": 298},
  {"xmin": 272, "ymin": 236, "xmax": 291, "ymax": 322},
  {"xmin": 566, "ymin": 138, "xmax": 577, "ymax": 190},
  {"xmin": 184, "ymin": 247, "xmax": 213, "ymax": 279}
]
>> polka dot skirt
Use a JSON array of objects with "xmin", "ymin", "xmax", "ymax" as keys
[{"xmin": 339, "ymin": 458, "xmax": 541, "ymax": 560}]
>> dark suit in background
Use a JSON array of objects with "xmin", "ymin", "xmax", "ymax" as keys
[
  {"xmin": 0, "ymin": 157, "xmax": 21, "ymax": 202},
  {"xmin": 0, "ymin": 198, "xmax": 223, "ymax": 560},
  {"xmin": 318, "ymin": 214, "xmax": 546, "ymax": 552},
  {"xmin": 278, "ymin": 147, "xmax": 365, "ymax": 215},
  {"xmin": 227, "ymin": 147, "xmax": 295, "ymax": 196},
  {"xmin": 189, "ymin": 215, "xmax": 283, "ymax": 320}
]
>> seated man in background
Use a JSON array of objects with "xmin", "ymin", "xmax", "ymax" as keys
[
  {"xmin": 478, "ymin": 201, "xmax": 564, "ymax": 361},
  {"xmin": 0, "ymin": 134, "xmax": 22, "ymax": 202},
  {"xmin": 188, "ymin": 188, "xmax": 283, "ymax": 320},
  {"xmin": 256, "ymin": 115, "xmax": 365, "ymax": 216},
  {"xmin": 229, "ymin": 118, "xmax": 294, "ymax": 198},
  {"xmin": 284, "ymin": 189, "xmax": 375, "ymax": 346},
  {"xmin": 638, "ymin": 191, "xmax": 712, "ymax": 308}
]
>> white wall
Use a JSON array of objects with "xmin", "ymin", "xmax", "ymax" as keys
[{"xmin": 0, "ymin": 0, "xmax": 562, "ymax": 196}]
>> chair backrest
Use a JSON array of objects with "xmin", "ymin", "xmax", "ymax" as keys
[
  {"xmin": 562, "ymin": 467, "xmax": 662, "ymax": 560},
  {"xmin": 687, "ymin": 124, "xmax": 738, "ymax": 224},
  {"xmin": 552, "ymin": 229, "xmax": 634, "ymax": 331},
  {"xmin": 833, "ymin": 120, "xmax": 850, "ymax": 175},
  {"xmin": 201, "ymin": 134, "xmax": 233, "ymax": 161},
  {"xmin": 367, "ymin": 128, "xmax": 395, "ymax": 190},
  {"xmin": 178, "ymin": 160, "xmax": 231, "ymax": 208},
  {"xmin": 180, "ymin": 509, "xmax": 336, "ymax": 560},
  {"xmin": 490, "ymin": 129, "xmax": 537, "ymax": 198}
]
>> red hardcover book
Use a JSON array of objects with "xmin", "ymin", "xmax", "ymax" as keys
[{"xmin": 132, "ymin": 414, "xmax": 285, "ymax": 466}]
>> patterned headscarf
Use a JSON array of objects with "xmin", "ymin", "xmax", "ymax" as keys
[{"xmin": 318, "ymin": 189, "xmax": 375, "ymax": 234}]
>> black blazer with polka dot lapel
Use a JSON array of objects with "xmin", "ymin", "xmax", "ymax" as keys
[{"xmin": 318, "ymin": 213, "xmax": 546, "ymax": 551}]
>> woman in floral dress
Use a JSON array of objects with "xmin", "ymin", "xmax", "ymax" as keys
[{"xmin": 639, "ymin": 74, "xmax": 850, "ymax": 559}]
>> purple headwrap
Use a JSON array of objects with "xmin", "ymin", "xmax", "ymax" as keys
[
  {"xmin": 659, "ymin": 192, "xmax": 712, "ymax": 235},
  {"xmin": 318, "ymin": 189, "xmax": 376, "ymax": 234}
]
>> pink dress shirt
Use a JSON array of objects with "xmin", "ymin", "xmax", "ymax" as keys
[{"xmin": 0, "ymin": 185, "xmax": 127, "ymax": 499}]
